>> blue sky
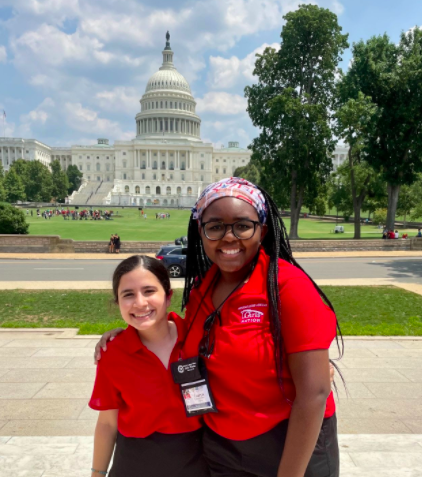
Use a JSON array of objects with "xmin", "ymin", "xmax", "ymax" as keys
[{"xmin": 0, "ymin": 0, "xmax": 421, "ymax": 148}]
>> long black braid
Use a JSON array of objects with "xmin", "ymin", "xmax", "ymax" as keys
[{"xmin": 182, "ymin": 185, "xmax": 345, "ymax": 390}]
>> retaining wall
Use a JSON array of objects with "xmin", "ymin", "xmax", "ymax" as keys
[{"xmin": 1, "ymin": 235, "xmax": 421, "ymax": 254}]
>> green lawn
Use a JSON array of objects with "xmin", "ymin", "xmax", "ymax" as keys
[
  {"xmin": 20, "ymin": 207, "xmax": 419, "ymax": 241},
  {"xmin": 1, "ymin": 287, "xmax": 421, "ymax": 336}
]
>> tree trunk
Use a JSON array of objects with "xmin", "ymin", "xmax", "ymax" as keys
[
  {"xmin": 289, "ymin": 171, "xmax": 303, "ymax": 240},
  {"xmin": 354, "ymin": 208, "xmax": 361, "ymax": 239},
  {"xmin": 348, "ymin": 147, "xmax": 369, "ymax": 240},
  {"xmin": 386, "ymin": 183, "xmax": 401, "ymax": 231}
]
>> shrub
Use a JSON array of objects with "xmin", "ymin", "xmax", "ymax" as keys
[
  {"xmin": 373, "ymin": 208, "xmax": 388, "ymax": 226},
  {"xmin": 0, "ymin": 203, "xmax": 29, "ymax": 234}
]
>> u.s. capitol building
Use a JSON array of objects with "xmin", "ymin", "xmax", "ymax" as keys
[{"xmin": 0, "ymin": 33, "xmax": 348, "ymax": 207}]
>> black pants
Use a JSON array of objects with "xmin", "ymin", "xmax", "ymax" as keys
[
  {"xmin": 203, "ymin": 414, "xmax": 339, "ymax": 477},
  {"xmin": 109, "ymin": 429, "xmax": 210, "ymax": 477}
]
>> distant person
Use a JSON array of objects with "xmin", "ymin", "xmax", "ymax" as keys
[
  {"xmin": 109, "ymin": 235, "xmax": 115, "ymax": 254},
  {"xmin": 417, "ymin": 228, "xmax": 422, "ymax": 237},
  {"xmin": 30, "ymin": 210, "xmax": 33, "ymax": 217},
  {"xmin": 114, "ymin": 234, "xmax": 121, "ymax": 254},
  {"xmin": 144, "ymin": 213, "xmax": 147, "ymax": 219},
  {"xmin": 382, "ymin": 230, "xmax": 387, "ymax": 239},
  {"xmin": 394, "ymin": 230, "xmax": 399, "ymax": 239},
  {"xmin": 388, "ymin": 230, "xmax": 395, "ymax": 239}
]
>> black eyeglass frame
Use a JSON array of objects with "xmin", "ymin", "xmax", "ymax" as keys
[{"xmin": 201, "ymin": 219, "xmax": 262, "ymax": 241}]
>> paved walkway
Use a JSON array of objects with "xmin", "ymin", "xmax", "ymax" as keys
[
  {"xmin": 0, "ymin": 329, "xmax": 421, "ymax": 476},
  {"xmin": 1, "ymin": 251, "xmax": 422, "ymax": 260}
]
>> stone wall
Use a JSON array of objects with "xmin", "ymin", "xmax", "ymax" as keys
[{"xmin": 1, "ymin": 234, "xmax": 419, "ymax": 254}]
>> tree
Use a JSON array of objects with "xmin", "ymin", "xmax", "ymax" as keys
[
  {"xmin": 0, "ymin": 203, "xmax": 29, "ymax": 234},
  {"xmin": 0, "ymin": 163, "xmax": 5, "ymax": 202},
  {"xmin": 327, "ymin": 173, "xmax": 353, "ymax": 221},
  {"xmin": 245, "ymin": 4, "xmax": 348, "ymax": 239},
  {"xmin": 51, "ymin": 160, "xmax": 70, "ymax": 202},
  {"xmin": 397, "ymin": 184, "xmax": 417, "ymax": 227},
  {"xmin": 334, "ymin": 92, "xmax": 378, "ymax": 238},
  {"xmin": 233, "ymin": 161, "xmax": 261, "ymax": 185},
  {"xmin": 4, "ymin": 169, "xmax": 26, "ymax": 203},
  {"xmin": 9, "ymin": 159, "xmax": 30, "ymax": 186},
  {"xmin": 25, "ymin": 161, "xmax": 53, "ymax": 202},
  {"xmin": 66, "ymin": 165, "xmax": 83, "ymax": 195},
  {"xmin": 339, "ymin": 30, "xmax": 422, "ymax": 231}
]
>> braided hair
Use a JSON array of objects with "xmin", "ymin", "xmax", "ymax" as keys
[{"xmin": 182, "ymin": 185, "xmax": 345, "ymax": 388}]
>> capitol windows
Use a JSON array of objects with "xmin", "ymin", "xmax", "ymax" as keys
[
  {"xmin": 96, "ymin": 163, "xmax": 100, "ymax": 171},
  {"xmin": 106, "ymin": 165, "xmax": 110, "ymax": 171},
  {"xmin": 153, "ymin": 161, "xmax": 157, "ymax": 169},
  {"xmin": 216, "ymin": 168, "xmax": 219, "ymax": 174},
  {"xmin": 87, "ymin": 164, "xmax": 91, "ymax": 171},
  {"xmin": 165, "ymin": 101, "xmax": 168, "ymax": 108},
  {"xmin": 177, "ymin": 186, "xmax": 181, "ymax": 194},
  {"xmin": 153, "ymin": 173, "xmax": 157, "ymax": 180},
  {"xmin": 162, "ymin": 174, "xmax": 165, "ymax": 181},
  {"xmin": 160, "ymin": 120, "xmax": 163, "ymax": 131},
  {"xmin": 135, "ymin": 186, "xmax": 140, "ymax": 194},
  {"xmin": 187, "ymin": 187, "xmax": 192, "ymax": 196},
  {"xmin": 156, "ymin": 186, "xmax": 161, "ymax": 195},
  {"xmin": 123, "ymin": 173, "xmax": 127, "ymax": 180},
  {"xmin": 201, "ymin": 175, "xmax": 204, "ymax": 181},
  {"xmin": 79, "ymin": 155, "xmax": 82, "ymax": 159},
  {"xmin": 169, "ymin": 161, "xmax": 174, "ymax": 170},
  {"xmin": 170, "ymin": 174, "xmax": 173, "ymax": 180},
  {"xmin": 166, "ymin": 186, "xmax": 171, "ymax": 195},
  {"xmin": 242, "ymin": 160, "xmax": 245, "ymax": 163},
  {"xmin": 156, "ymin": 101, "xmax": 158, "ymax": 108},
  {"xmin": 181, "ymin": 162, "xmax": 186, "ymax": 170},
  {"xmin": 141, "ymin": 161, "xmax": 146, "ymax": 169},
  {"xmin": 79, "ymin": 165, "xmax": 83, "ymax": 171},
  {"xmin": 125, "ymin": 186, "xmax": 130, "ymax": 193},
  {"xmin": 96, "ymin": 156, "xmax": 99, "ymax": 159},
  {"xmin": 106, "ymin": 156, "xmax": 109, "ymax": 160},
  {"xmin": 161, "ymin": 161, "xmax": 165, "ymax": 169},
  {"xmin": 181, "ymin": 174, "xmax": 185, "ymax": 181},
  {"xmin": 200, "ymin": 163, "xmax": 204, "ymax": 170},
  {"xmin": 160, "ymin": 101, "xmax": 163, "ymax": 108},
  {"xmin": 123, "ymin": 152, "xmax": 126, "ymax": 156},
  {"xmin": 87, "ymin": 156, "xmax": 90, "ymax": 159},
  {"xmin": 170, "ymin": 102, "xmax": 173, "ymax": 108},
  {"xmin": 123, "ymin": 161, "xmax": 127, "ymax": 168},
  {"xmin": 216, "ymin": 159, "xmax": 219, "ymax": 162},
  {"xmin": 142, "ymin": 173, "xmax": 145, "ymax": 179},
  {"xmin": 146, "ymin": 186, "xmax": 151, "ymax": 194}
]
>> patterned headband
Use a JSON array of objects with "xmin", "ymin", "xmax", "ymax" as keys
[{"xmin": 192, "ymin": 177, "xmax": 267, "ymax": 224}]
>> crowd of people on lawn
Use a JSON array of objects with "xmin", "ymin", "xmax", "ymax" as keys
[
  {"xmin": 155, "ymin": 212, "xmax": 170, "ymax": 219},
  {"xmin": 29, "ymin": 207, "xmax": 114, "ymax": 221}
]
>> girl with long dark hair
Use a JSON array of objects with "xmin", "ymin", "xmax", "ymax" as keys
[{"xmin": 95, "ymin": 178, "xmax": 342, "ymax": 477}]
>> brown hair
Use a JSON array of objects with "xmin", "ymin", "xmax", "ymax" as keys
[{"xmin": 112, "ymin": 255, "xmax": 171, "ymax": 303}]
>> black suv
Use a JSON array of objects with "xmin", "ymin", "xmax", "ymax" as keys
[{"xmin": 156, "ymin": 246, "xmax": 187, "ymax": 278}]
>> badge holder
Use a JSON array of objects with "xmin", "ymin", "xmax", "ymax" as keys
[{"xmin": 171, "ymin": 356, "xmax": 218, "ymax": 417}]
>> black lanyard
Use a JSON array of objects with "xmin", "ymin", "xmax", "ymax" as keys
[{"xmin": 182, "ymin": 255, "xmax": 258, "ymax": 359}]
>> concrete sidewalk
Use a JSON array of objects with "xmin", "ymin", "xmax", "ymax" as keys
[
  {"xmin": 1, "ymin": 250, "xmax": 422, "ymax": 260},
  {"xmin": 0, "ymin": 329, "xmax": 422, "ymax": 476}
]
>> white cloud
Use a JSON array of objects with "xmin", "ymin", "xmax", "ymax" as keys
[
  {"xmin": 95, "ymin": 87, "xmax": 140, "ymax": 115},
  {"xmin": 0, "ymin": 46, "xmax": 7, "ymax": 63},
  {"xmin": 0, "ymin": 0, "xmax": 80, "ymax": 25},
  {"xmin": 208, "ymin": 42, "xmax": 280, "ymax": 89},
  {"xmin": 331, "ymin": 0, "xmax": 345, "ymax": 15},
  {"xmin": 196, "ymin": 92, "xmax": 247, "ymax": 115}
]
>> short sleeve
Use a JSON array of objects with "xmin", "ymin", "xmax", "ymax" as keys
[
  {"xmin": 279, "ymin": 276, "xmax": 337, "ymax": 354},
  {"xmin": 89, "ymin": 360, "xmax": 122, "ymax": 411}
]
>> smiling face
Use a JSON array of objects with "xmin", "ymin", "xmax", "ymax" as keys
[
  {"xmin": 117, "ymin": 267, "xmax": 172, "ymax": 333},
  {"xmin": 200, "ymin": 197, "xmax": 267, "ymax": 280}
]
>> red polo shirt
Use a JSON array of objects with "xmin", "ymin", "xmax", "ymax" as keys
[
  {"xmin": 89, "ymin": 312, "xmax": 202, "ymax": 438},
  {"xmin": 182, "ymin": 248, "xmax": 337, "ymax": 440}
]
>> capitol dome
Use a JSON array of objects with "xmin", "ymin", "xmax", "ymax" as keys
[{"xmin": 135, "ymin": 32, "xmax": 201, "ymax": 141}]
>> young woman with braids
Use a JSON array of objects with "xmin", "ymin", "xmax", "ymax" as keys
[{"xmin": 94, "ymin": 178, "xmax": 341, "ymax": 477}]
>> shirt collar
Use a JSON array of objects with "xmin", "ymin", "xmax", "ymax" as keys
[{"xmin": 123, "ymin": 312, "xmax": 184, "ymax": 354}]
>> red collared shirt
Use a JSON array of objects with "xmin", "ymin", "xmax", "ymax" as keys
[
  {"xmin": 182, "ymin": 248, "xmax": 337, "ymax": 440},
  {"xmin": 89, "ymin": 312, "xmax": 202, "ymax": 438}
]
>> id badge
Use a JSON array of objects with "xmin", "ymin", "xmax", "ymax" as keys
[{"xmin": 171, "ymin": 356, "xmax": 218, "ymax": 417}]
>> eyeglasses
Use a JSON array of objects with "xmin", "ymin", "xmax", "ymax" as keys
[
  {"xmin": 201, "ymin": 219, "xmax": 261, "ymax": 241},
  {"xmin": 199, "ymin": 310, "xmax": 221, "ymax": 358}
]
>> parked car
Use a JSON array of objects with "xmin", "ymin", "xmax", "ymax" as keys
[{"xmin": 156, "ymin": 245, "xmax": 187, "ymax": 278}]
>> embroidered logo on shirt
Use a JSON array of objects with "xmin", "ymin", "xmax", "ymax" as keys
[{"xmin": 238, "ymin": 304, "xmax": 267, "ymax": 323}]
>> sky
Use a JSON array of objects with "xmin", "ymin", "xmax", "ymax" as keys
[{"xmin": 0, "ymin": 0, "xmax": 421, "ymax": 149}]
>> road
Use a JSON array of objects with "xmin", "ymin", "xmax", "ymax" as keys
[{"xmin": 0, "ymin": 257, "xmax": 421, "ymax": 283}]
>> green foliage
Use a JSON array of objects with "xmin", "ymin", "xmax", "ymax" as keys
[
  {"xmin": 51, "ymin": 160, "xmax": 70, "ymax": 202},
  {"xmin": 9, "ymin": 159, "xmax": 53, "ymax": 202},
  {"xmin": 4, "ymin": 168, "xmax": 26, "ymax": 202},
  {"xmin": 66, "ymin": 164, "xmax": 83, "ymax": 195},
  {"xmin": 373, "ymin": 208, "xmax": 387, "ymax": 226},
  {"xmin": 233, "ymin": 161, "xmax": 261, "ymax": 185},
  {"xmin": 340, "ymin": 30, "xmax": 422, "ymax": 229},
  {"xmin": 245, "ymin": 4, "xmax": 348, "ymax": 238},
  {"xmin": 0, "ymin": 203, "xmax": 29, "ymax": 234},
  {"xmin": 0, "ymin": 163, "xmax": 5, "ymax": 202}
]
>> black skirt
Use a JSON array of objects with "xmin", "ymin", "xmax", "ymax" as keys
[
  {"xmin": 203, "ymin": 414, "xmax": 339, "ymax": 477},
  {"xmin": 109, "ymin": 429, "xmax": 209, "ymax": 477}
]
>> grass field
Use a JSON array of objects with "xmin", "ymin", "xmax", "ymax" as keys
[
  {"xmin": 1, "ymin": 286, "xmax": 421, "ymax": 336},
  {"xmin": 21, "ymin": 207, "xmax": 419, "ymax": 241}
]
